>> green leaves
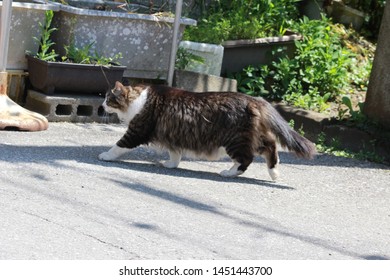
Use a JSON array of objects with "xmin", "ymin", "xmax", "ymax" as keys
[
  {"xmin": 340, "ymin": 96, "xmax": 366, "ymax": 122},
  {"xmin": 32, "ymin": 11, "xmax": 121, "ymax": 66},
  {"xmin": 175, "ymin": 47, "xmax": 205, "ymax": 70},
  {"xmin": 183, "ymin": 0, "xmax": 299, "ymax": 44},
  {"xmin": 62, "ymin": 42, "xmax": 123, "ymax": 66},
  {"xmin": 34, "ymin": 10, "xmax": 58, "ymax": 62},
  {"xmin": 234, "ymin": 16, "xmax": 371, "ymax": 113},
  {"xmin": 63, "ymin": 42, "xmax": 95, "ymax": 64}
]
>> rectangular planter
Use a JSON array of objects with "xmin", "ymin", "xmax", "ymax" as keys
[
  {"xmin": 26, "ymin": 55, "xmax": 126, "ymax": 94},
  {"xmin": 221, "ymin": 32, "xmax": 302, "ymax": 75},
  {"xmin": 330, "ymin": 1, "xmax": 365, "ymax": 31},
  {"xmin": 0, "ymin": 1, "xmax": 59, "ymax": 70},
  {"xmin": 50, "ymin": 1, "xmax": 196, "ymax": 80}
]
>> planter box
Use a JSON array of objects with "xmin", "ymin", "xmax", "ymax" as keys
[
  {"xmin": 26, "ymin": 55, "xmax": 126, "ymax": 94},
  {"xmin": 179, "ymin": 41, "xmax": 224, "ymax": 76},
  {"xmin": 330, "ymin": 1, "xmax": 365, "ymax": 31},
  {"xmin": 297, "ymin": 0, "xmax": 325, "ymax": 20},
  {"xmin": 0, "ymin": 1, "xmax": 59, "ymax": 70},
  {"xmin": 221, "ymin": 32, "xmax": 302, "ymax": 75},
  {"xmin": 50, "ymin": 1, "xmax": 196, "ymax": 80}
]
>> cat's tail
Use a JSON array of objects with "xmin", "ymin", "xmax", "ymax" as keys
[{"xmin": 265, "ymin": 103, "xmax": 316, "ymax": 159}]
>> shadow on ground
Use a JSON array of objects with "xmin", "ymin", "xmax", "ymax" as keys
[{"xmin": 1, "ymin": 144, "xmax": 388, "ymax": 171}]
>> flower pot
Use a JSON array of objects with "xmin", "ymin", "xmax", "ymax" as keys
[
  {"xmin": 0, "ymin": 1, "xmax": 59, "ymax": 70},
  {"xmin": 50, "ymin": 1, "xmax": 196, "ymax": 80},
  {"xmin": 26, "ymin": 55, "xmax": 126, "ymax": 94},
  {"xmin": 221, "ymin": 32, "xmax": 302, "ymax": 75}
]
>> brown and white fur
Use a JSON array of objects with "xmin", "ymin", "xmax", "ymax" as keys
[{"xmin": 99, "ymin": 82, "xmax": 316, "ymax": 180}]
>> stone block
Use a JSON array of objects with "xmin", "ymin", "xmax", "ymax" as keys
[
  {"xmin": 274, "ymin": 103, "xmax": 330, "ymax": 142},
  {"xmin": 173, "ymin": 70, "xmax": 237, "ymax": 92}
]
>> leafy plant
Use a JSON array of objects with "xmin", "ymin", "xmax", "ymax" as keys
[
  {"xmin": 234, "ymin": 16, "xmax": 369, "ymax": 112},
  {"xmin": 63, "ymin": 42, "xmax": 95, "ymax": 64},
  {"xmin": 62, "ymin": 42, "xmax": 122, "ymax": 65},
  {"xmin": 338, "ymin": 95, "xmax": 367, "ymax": 122},
  {"xmin": 33, "ymin": 10, "xmax": 58, "ymax": 61},
  {"xmin": 183, "ymin": 0, "xmax": 300, "ymax": 44},
  {"xmin": 315, "ymin": 132, "xmax": 384, "ymax": 163},
  {"xmin": 31, "ymin": 10, "xmax": 122, "ymax": 66},
  {"xmin": 175, "ymin": 47, "xmax": 205, "ymax": 70}
]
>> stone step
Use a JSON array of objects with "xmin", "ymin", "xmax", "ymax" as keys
[{"xmin": 25, "ymin": 90, "xmax": 119, "ymax": 123}]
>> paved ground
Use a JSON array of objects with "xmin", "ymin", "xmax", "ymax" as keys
[{"xmin": 0, "ymin": 122, "xmax": 389, "ymax": 260}]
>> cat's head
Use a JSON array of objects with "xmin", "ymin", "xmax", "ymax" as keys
[{"xmin": 102, "ymin": 81, "xmax": 142, "ymax": 115}]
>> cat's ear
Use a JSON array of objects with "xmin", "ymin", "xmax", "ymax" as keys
[{"xmin": 114, "ymin": 81, "xmax": 124, "ymax": 91}]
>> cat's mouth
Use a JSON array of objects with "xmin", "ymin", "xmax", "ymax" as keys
[{"xmin": 102, "ymin": 101, "xmax": 114, "ymax": 114}]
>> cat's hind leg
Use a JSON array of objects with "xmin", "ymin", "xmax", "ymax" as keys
[
  {"xmin": 99, "ymin": 144, "xmax": 130, "ymax": 161},
  {"xmin": 162, "ymin": 150, "xmax": 182, "ymax": 169},
  {"xmin": 259, "ymin": 142, "xmax": 280, "ymax": 181}
]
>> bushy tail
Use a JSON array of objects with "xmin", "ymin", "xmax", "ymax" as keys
[{"xmin": 265, "ymin": 103, "xmax": 316, "ymax": 159}]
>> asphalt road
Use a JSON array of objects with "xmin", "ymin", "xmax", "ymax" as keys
[{"xmin": 0, "ymin": 122, "xmax": 389, "ymax": 260}]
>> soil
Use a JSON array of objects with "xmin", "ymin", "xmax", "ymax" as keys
[
  {"xmin": 323, "ymin": 24, "xmax": 375, "ymax": 120},
  {"xmin": 328, "ymin": 90, "xmax": 366, "ymax": 119}
]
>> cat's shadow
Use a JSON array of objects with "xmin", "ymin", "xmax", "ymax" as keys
[{"xmin": 103, "ymin": 158, "xmax": 294, "ymax": 190}]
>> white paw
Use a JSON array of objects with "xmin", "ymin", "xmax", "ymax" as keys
[
  {"xmin": 220, "ymin": 169, "xmax": 243, "ymax": 177},
  {"xmin": 268, "ymin": 168, "xmax": 280, "ymax": 181},
  {"xmin": 162, "ymin": 160, "xmax": 179, "ymax": 169},
  {"xmin": 98, "ymin": 152, "xmax": 117, "ymax": 161}
]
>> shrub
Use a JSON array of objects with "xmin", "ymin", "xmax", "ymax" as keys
[
  {"xmin": 235, "ymin": 16, "xmax": 371, "ymax": 112},
  {"xmin": 183, "ymin": 0, "xmax": 300, "ymax": 44}
]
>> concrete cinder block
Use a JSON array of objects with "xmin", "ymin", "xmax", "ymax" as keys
[{"xmin": 25, "ymin": 90, "xmax": 118, "ymax": 123}]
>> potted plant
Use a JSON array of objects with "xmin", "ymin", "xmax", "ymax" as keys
[
  {"xmin": 183, "ymin": 0, "xmax": 302, "ymax": 76},
  {"xmin": 26, "ymin": 10, "xmax": 126, "ymax": 94},
  {"xmin": 49, "ymin": 0, "xmax": 196, "ymax": 80},
  {"xmin": 0, "ymin": 0, "xmax": 59, "ymax": 70}
]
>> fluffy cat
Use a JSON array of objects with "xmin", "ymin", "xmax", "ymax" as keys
[{"xmin": 99, "ymin": 82, "xmax": 316, "ymax": 180}]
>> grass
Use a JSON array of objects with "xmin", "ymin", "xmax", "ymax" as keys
[{"xmin": 315, "ymin": 132, "xmax": 386, "ymax": 164}]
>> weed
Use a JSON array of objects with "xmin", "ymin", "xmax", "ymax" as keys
[
  {"xmin": 62, "ymin": 41, "xmax": 122, "ymax": 66},
  {"xmin": 175, "ymin": 47, "xmax": 205, "ymax": 70},
  {"xmin": 234, "ymin": 16, "xmax": 372, "ymax": 113},
  {"xmin": 183, "ymin": 0, "xmax": 300, "ymax": 44},
  {"xmin": 32, "ymin": 10, "xmax": 58, "ymax": 61},
  {"xmin": 338, "ymin": 95, "xmax": 366, "ymax": 122},
  {"xmin": 315, "ymin": 132, "xmax": 385, "ymax": 163}
]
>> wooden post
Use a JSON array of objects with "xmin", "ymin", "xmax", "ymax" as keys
[{"xmin": 0, "ymin": 71, "xmax": 8, "ymax": 95}]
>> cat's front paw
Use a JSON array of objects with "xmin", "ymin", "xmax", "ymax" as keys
[
  {"xmin": 219, "ymin": 169, "xmax": 243, "ymax": 177},
  {"xmin": 98, "ymin": 151, "xmax": 117, "ymax": 161},
  {"xmin": 162, "ymin": 160, "xmax": 179, "ymax": 169}
]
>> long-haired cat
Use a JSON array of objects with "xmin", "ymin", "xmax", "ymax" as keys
[{"xmin": 99, "ymin": 82, "xmax": 316, "ymax": 180}]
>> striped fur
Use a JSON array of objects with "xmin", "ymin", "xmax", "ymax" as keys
[{"xmin": 99, "ymin": 82, "xmax": 316, "ymax": 180}]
